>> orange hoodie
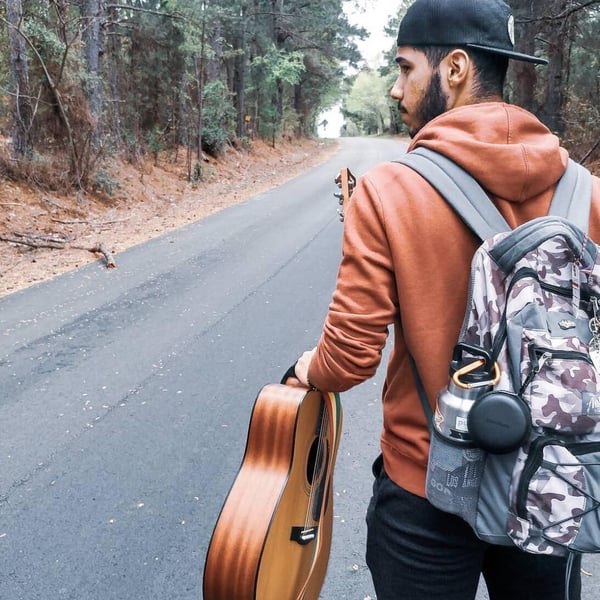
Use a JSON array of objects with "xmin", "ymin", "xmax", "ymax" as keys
[{"xmin": 308, "ymin": 102, "xmax": 600, "ymax": 497}]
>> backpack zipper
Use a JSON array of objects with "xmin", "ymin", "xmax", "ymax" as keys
[
  {"xmin": 491, "ymin": 268, "xmax": 540, "ymax": 359},
  {"xmin": 530, "ymin": 345, "xmax": 592, "ymax": 368},
  {"xmin": 520, "ymin": 345, "xmax": 593, "ymax": 396},
  {"xmin": 518, "ymin": 267, "xmax": 592, "ymax": 305}
]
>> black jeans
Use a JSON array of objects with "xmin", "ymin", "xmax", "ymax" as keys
[{"xmin": 365, "ymin": 455, "xmax": 581, "ymax": 600}]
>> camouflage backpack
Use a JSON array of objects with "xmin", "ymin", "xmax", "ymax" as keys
[{"xmin": 397, "ymin": 148, "xmax": 599, "ymax": 557}]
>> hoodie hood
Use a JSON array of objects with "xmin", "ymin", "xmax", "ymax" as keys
[{"xmin": 408, "ymin": 103, "xmax": 568, "ymax": 203}]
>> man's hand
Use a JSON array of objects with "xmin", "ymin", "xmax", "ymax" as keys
[{"xmin": 294, "ymin": 347, "xmax": 317, "ymax": 388}]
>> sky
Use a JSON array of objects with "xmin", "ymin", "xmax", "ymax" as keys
[
  {"xmin": 317, "ymin": 1, "xmax": 402, "ymax": 138},
  {"xmin": 345, "ymin": 0, "xmax": 402, "ymax": 68}
]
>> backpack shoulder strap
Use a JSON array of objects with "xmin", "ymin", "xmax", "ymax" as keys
[
  {"xmin": 394, "ymin": 147, "xmax": 511, "ymax": 425},
  {"xmin": 396, "ymin": 148, "xmax": 594, "ymax": 240},
  {"xmin": 395, "ymin": 147, "xmax": 510, "ymax": 240},
  {"xmin": 548, "ymin": 159, "xmax": 592, "ymax": 230}
]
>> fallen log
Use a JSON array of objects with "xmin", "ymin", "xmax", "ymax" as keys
[
  {"xmin": 72, "ymin": 242, "xmax": 117, "ymax": 269},
  {"xmin": 50, "ymin": 216, "xmax": 130, "ymax": 226},
  {"xmin": 0, "ymin": 234, "xmax": 117, "ymax": 269},
  {"xmin": 0, "ymin": 233, "xmax": 67, "ymax": 249}
]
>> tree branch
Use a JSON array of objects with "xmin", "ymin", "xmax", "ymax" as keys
[
  {"xmin": 581, "ymin": 138, "xmax": 600, "ymax": 165},
  {"xmin": 0, "ymin": 234, "xmax": 117, "ymax": 268}
]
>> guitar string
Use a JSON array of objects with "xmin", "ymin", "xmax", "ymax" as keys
[
  {"xmin": 294, "ymin": 394, "xmax": 339, "ymax": 600},
  {"xmin": 303, "ymin": 400, "xmax": 324, "ymax": 533},
  {"xmin": 304, "ymin": 395, "xmax": 329, "ymax": 535}
]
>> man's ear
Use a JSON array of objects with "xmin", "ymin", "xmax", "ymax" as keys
[{"xmin": 444, "ymin": 49, "xmax": 471, "ymax": 89}]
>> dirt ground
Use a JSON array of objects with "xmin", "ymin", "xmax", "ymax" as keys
[{"xmin": 0, "ymin": 137, "xmax": 339, "ymax": 298}]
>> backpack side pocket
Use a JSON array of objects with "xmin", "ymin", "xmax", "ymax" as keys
[
  {"xmin": 508, "ymin": 438, "xmax": 600, "ymax": 555},
  {"xmin": 425, "ymin": 428, "xmax": 484, "ymax": 526}
]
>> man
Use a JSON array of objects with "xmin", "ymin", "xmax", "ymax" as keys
[{"xmin": 294, "ymin": 0, "xmax": 600, "ymax": 598}]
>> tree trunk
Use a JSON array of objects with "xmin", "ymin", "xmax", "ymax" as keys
[
  {"xmin": 195, "ymin": 6, "xmax": 208, "ymax": 168},
  {"xmin": 80, "ymin": 0, "xmax": 104, "ymax": 144},
  {"xmin": 178, "ymin": 72, "xmax": 189, "ymax": 148},
  {"xmin": 235, "ymin": 3, "xmax": 247, "ymax": 139},
  {"xmin": 293, "ymin": 82, "xmax": 304, "ymax": 137},
  {"xmin": 206, "ymin": 22, "xmax": 223, "ymax": 82},
  {"xmin": 541, "ymin": 50, "xmax": 565, "ymax": 135},
  {"xmin": 6, "ymin": 0, "xmax": 34, "ymax": 157},
  {"xmin": 539, "ymin": 1, "xmax": 570, "ymax": 136},
  {"xmin": 509, "ymin": 1, "xmax": 539, "ymax": 112},
  {"xmin": 272, "ymin": 0, "xmax": 283, "ymax": 141},
  {"xmin": 106, "ymin": 5, "xmax": 122, "ymax": 144}
]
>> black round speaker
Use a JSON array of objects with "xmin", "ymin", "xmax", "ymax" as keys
[{"xmin": 467, "ymin": 391, "xmax": 531, "ymax": 454}]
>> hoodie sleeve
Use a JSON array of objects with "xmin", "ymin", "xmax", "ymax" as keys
[{"xmin": 308, "ymin": 173, "xmax": 398, "ymax": 392}]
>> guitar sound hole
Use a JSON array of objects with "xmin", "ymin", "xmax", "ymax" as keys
[
  {"xmin": 307, "ymin": 436, "xmax": 329, "ymax": 520},
  {"xmin": 306, "ymin": 437, "xmax": 329, "ymax": 483},
  {"xmin": 306, "ymin": 437, "xmax": 320, "ymax": 485}
]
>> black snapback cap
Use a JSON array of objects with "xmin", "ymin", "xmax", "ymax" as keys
[{"xmin": 396, "ymin": 0, "xmax": 548, "ymax": 65}]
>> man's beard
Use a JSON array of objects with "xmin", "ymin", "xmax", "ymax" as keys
[{"xmin": 407, "ymin": 71, "xmax": 449, "ymax": 138}]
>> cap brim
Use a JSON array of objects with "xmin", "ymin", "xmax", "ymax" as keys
[{"xmin": 466, "ymin": 43, "xmax": 548, "ymax": 65}]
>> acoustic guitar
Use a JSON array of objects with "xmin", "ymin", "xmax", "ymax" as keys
[
  {"xmin": 203, "ymin": 374, "xmax": 343, "ymax": 600},
  {"xmin": 204, "ymin": 171, "xmax": 356, "ymax": 599}
]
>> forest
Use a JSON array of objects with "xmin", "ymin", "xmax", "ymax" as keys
[{"xmin": 1, "ymin": 0, "xmax": 599, "ymax": 196}]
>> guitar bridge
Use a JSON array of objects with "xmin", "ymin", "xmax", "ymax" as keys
[{"xmin": 290, "ymin": 526, "xmax": 318, "ymax": 545}]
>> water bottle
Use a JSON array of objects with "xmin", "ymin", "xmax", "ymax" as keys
[
  {"xmin": 426, "ymin": 356, "xmax": 498, "ymax": 520},
  {"xmin": 434, "ymin": 376, "xmax": 483, "ymax": 443}
]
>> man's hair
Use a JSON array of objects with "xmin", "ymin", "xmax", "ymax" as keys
[{"xmin": 416, "ymin": 45, "xmax": 509, "ymax": 99}]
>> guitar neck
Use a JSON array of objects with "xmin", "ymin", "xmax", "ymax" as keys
[{"xmin": 334, "ymin": 167, "xmax": 356, "ymax": 222}]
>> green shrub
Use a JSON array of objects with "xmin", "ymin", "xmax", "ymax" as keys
[{"xmin": 202, "ymin": 81, "xmax": 235, "ymax": 157}]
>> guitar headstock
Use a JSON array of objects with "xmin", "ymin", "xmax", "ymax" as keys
[{"xmin": 334, "ymin": 167, "xmax": 356, "ymax": 222}]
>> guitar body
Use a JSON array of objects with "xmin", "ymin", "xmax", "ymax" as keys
[{"xmin": 203, "ymin": 383, "xmax": 342, "ymax": 600}]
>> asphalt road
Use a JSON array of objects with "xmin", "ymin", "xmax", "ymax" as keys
[{"xmin": 1, "ymin": 136, "xmax": 598, "ymax": 600}]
